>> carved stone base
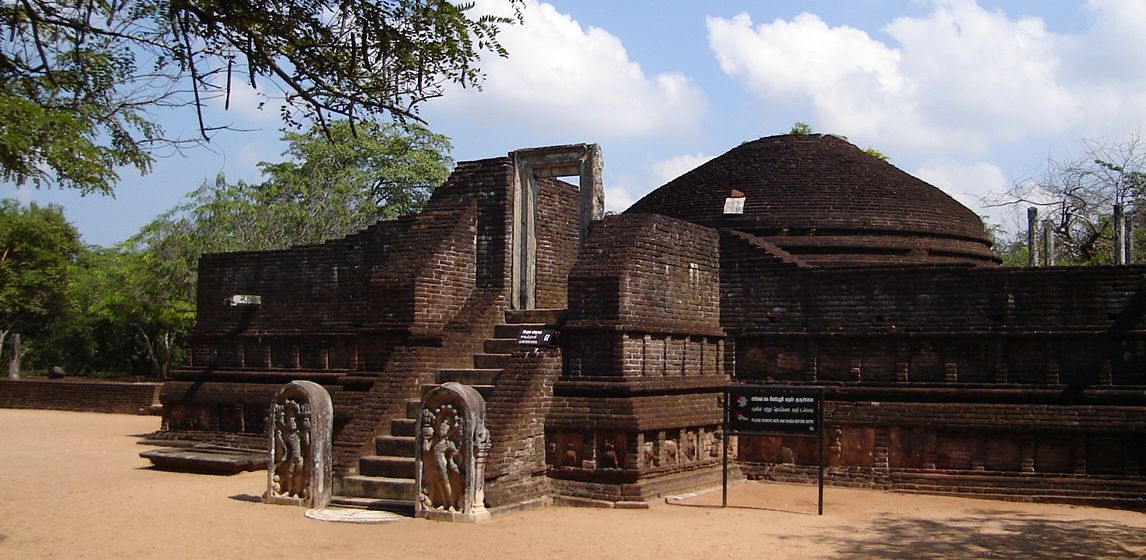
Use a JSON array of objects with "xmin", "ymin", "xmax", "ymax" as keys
[{"xmin": 416, "ymin": 505, "xmax": 491, "ymax": 523}]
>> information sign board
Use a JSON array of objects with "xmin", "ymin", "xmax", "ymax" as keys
[
  {"xmin": 727, "ymin": 387, "xmax": 820, "ymax": 435},
  {"xmin": 517, "ymin": 328, "xmax": 557, "ymax": 347}
]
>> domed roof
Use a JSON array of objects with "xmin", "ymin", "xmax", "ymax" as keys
[{"xmin": 626, "ymin": 134, "xmax": 998, "ymax": 267}]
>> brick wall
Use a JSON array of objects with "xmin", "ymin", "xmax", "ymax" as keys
[
  {"xmin": 162, "ymin": 157, "xmax": 518, "ymax": 468},
  {"xmin": 549, "ymin": 213, "xmax": 728, "ymax": 502},
  {"xmin": 484, "ymin": 347, "xmax": 562, "ymax": 507},
  {"xmin": 567, "ymin": 213, "xmax": 722, "ymax": 334},
  {"xmin": 534, "ymin": 178, "xmax": 580, "ymax": 309},
  {"xmin": 724, "ymin": 258, "xmax": 1146, "ymax": 386},
  {"xmin": 723, "ymin": 233, "xmax": 1146, "ymax": 503},
  {"xmin": 0, "ymin": 379, "xmax": 161, "ymax": 415},
  {"xmin": 724, "ymin": 261, "xmax": 1146, "ymax": 335}
]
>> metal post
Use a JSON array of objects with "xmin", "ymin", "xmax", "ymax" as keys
[
  {"xmin": 817, "ymin": 388, "xmax": 824, "ymax": 516},
  {"xmin": 722, "ymin": 390, "xmax": 729, "ymax": 508}
]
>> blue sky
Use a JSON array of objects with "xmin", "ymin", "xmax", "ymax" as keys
[{"xmin": 5, "ymin": 0, "xmax": 1144, "ymax": 246}]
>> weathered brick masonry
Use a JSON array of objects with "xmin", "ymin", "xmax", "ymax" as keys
[
  {"xmin": 157, "ymin": 134, "xmax": 1145, "ymax": 510},
  {"xmin": 0, "ymin": 379, "xmax": 161, "ymax": 415},
  {"xmin": 550, "ymin": 213, "xmax": 727, "ymax": 503}
]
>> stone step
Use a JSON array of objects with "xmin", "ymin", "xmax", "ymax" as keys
[
  {"xmin": 336, "ymin": 475, "xmax": 417, "ymax": 501},
  {"xmin": 494, "ymin": 323, "xmax": 546, "ymax": 339},
  {"xmin": 483, "ymin": 338, "xmax": 519, "ymax": 354},
  {"xmin": 421, "ymin": 383, "xmax": 495, "ymax": 400},
  {"xmin": 375, "ymin": 435, "xmax": 415, "ymax": 456},
  {"xmin": 893, "ymin": 487, "xmax": 1145, "ymax": 507},
  {"xmin": 405, "ymin": 399, "xmax": 424, "ymax": 418},
  {"xmin": 473, "ymin": 353, "xmax": 509, "ymax": 369},
  {"xmin": 890, "ymin": 471, "xmax": 1146, "ymax": 492},
  {"xmin": 391, "ymin": 418, "xmax": 416, "ymax": 437},
  {"xmin": 505, "ymin": 308, "xmax": 566, "ymax": 325},
  {"xmin": 359, "ymin": 456, "xmax": 416, "ymax": 478},
  {"xmin": 336, "ymin": 375, "xmax": 377, "ymax": 389},
  {"xmin": 329, "ymin": 495, "xmax": 415, "ymax": 516},
  {"xmin": 437, "ymin": 368, "xmax": 501, "ymax": 386},
  {"xmin": 892, "ymin": 482, "xmax": 1143, "ymax": 499}
]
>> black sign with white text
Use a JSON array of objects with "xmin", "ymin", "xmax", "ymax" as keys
[
  {"xmin": 726, "ymin": 386, "xmax": 821, "ymax": 435},
  {"xmin": 517, "ymin": 328, "xmax": 557, "ymax": 347}
]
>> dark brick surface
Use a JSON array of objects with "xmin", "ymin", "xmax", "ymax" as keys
[{"xmin": 0, "ymin": 379, "xmax": 161, "ymax": 415}]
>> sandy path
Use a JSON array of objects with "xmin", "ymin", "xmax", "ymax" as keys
[{"xmin": 1, "ymin": 408, "xmax": 1144, "ymax": 559}]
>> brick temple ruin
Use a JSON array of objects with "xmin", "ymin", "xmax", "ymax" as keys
[{"xmin": 153, "ymin": 134, "xmax": 1146, "ymax": 511}]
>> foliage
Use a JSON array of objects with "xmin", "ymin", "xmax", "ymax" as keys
[
  {"xmin": 789, "ymin": 122, "xmax": 813, "ymax": 135},
  {"xmin": 0, "ymin": 200, "xmax": 81, "ymax": 371},
  {"xmin": 134, "ymin": 119, "xmax": 450, "ymax": 264},
  {"xmin": 986, "ymin": 222, "xmax": 1029, "ymax": 267},
  {"xmin": 1, "ymin": 0, "xmax": 518, "ymax": 194},
  {"xmin": 990, "ymin": 132, "xmax": 1146, "ymax": 264},
  {"xmin": 864, "ymin": 147, "xmax": 889, "ymax": 161},
  {"xmin": 29, "ymin": 247, "xmax": 190, "ymax": 377},
  {"xmin": 258, "ymin": 120, "xmax": 453, "ymax": 226}
]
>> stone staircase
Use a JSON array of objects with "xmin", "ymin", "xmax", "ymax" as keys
[
  {"xmin": 888, "ymin": 470, "xmax": 1146, "ymax": 509},
  {"xmin": 330, "ymin": 309, "xmax": 564, "ymax": 514}
]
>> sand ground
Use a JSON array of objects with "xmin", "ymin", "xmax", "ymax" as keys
[{"xmin": 2, "ymin": 408, "xmax": 1144, "ymax": 560}]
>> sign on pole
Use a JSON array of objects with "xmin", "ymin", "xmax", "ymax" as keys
[{"xmin": 722, "ymin": 385, "xmax": 825, "ymax": 515}]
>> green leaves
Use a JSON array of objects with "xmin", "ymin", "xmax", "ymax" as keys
[
  {"xmin": 0, "ymin": 92, "xmax": 151, "ymax": 194},
  {"xmin": 1, "ymin": 0, "xmax": 517, "ymax": 194},
  {"xmin": 0, "ymin": 200, "xmax": 81, "ymax": 367}
]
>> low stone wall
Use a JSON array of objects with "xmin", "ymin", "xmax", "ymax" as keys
[{"xmin": 0, "ymin": 379, "xmax": 162, "ymax": 415}]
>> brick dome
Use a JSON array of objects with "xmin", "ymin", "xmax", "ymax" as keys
[{"xmin": 626, "ymin": 134, "xmax": 999, "ymax": 267}]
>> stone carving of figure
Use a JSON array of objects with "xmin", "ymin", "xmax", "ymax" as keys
[
  {"xmin": 684, "ymin": 431, "xmax": 698, "ymax": 461},
  {"xmin": 663, "ymin": 439, "xmax": 679, "ymax": 464},
  {"xmin": 599, "ymin": 439, "xmax": 619, "ymax": 469},
  {"xmin": 272, "ymin": 399, "xmax": 310, "ymax": 498},
  {"xmin": 563, "ymin": 440, "xmax": 579, "ymax": 467},
  {"xmin": 420, "ymin": 405, "xmax": 465, "ymax": 511}
]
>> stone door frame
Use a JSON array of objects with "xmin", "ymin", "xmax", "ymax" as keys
[{"xmin": 510, "ymin": 144, "xmax": 604, "ymax": 310}]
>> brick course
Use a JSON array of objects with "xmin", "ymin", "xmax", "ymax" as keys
[{"xmin": 0, "ymin": 379, "xmax": 161, "ymax": 415}]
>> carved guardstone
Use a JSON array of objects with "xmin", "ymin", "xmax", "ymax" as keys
[
  {"xmin": 415, "ymin": 382, "xmax": 491, "ymax": 523},
  {"xmin": 265, "ymin": 380, "xmax": 333, "ymax": 508}
]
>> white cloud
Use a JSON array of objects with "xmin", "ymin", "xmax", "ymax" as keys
[
  {"xmin": 209, "ymin": 78, "xmax": 282, "ymax": 123},
  {"xmin": 650, "ymin": 153, "xmax": 714, "ymax": 184},
  {"xmin": 705, "ymin": 1, "xmax": 1146, "ymax": 160},
  {"xmin": 603, "ymin": 153, "xmax": 716, "ymax": 214},
  {"xmin": 912, "ymin": 159, "xmax": 1008, "ymax": 223},
  {"xmin": 432, "ymin": 1, "xmax": 707, "ymax": 138},
  {"xmin": 604, "ymin": 184, "xmax": 637, "ymax": 213}
]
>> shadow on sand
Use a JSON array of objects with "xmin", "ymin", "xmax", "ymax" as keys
[{"xmin": 826, "ymin": 509, "xmax": 1146, "ymax": 559}]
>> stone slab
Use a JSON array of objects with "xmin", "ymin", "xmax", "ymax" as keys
[
  {"xmin": 140, "ymin": 445, "xmax": 266, "ymax": 475},
  {"xmin": 304, "ymin": 508, "xmax": 407, "ymax": 524}
]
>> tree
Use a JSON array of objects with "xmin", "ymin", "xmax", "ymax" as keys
[
  {"xmin": 1, "ymin": 0, "xmax": 519, "ymax": 194},
  {"xmin": 29, "ymin": 247, "xmax": 172, "ymax": 377},
  {"xmin": 990, "ymin": 132, "xmax": 1146, "ymax": 264},
  {"xmin": 0, "ymin": 200, "xmax": 81, "ymax": 377},
  {"xmin": 135, "ymin": 119, "xmax": 451, "ymax": 261}
]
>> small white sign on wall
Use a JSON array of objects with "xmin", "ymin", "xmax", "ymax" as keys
[
  {"xmin": 724, "ymin": 188, "xmax": 746, "ymax": 215},
  {"xmin": 226, "ymin": 294, "xmax": 262, "ymax": 306}
]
